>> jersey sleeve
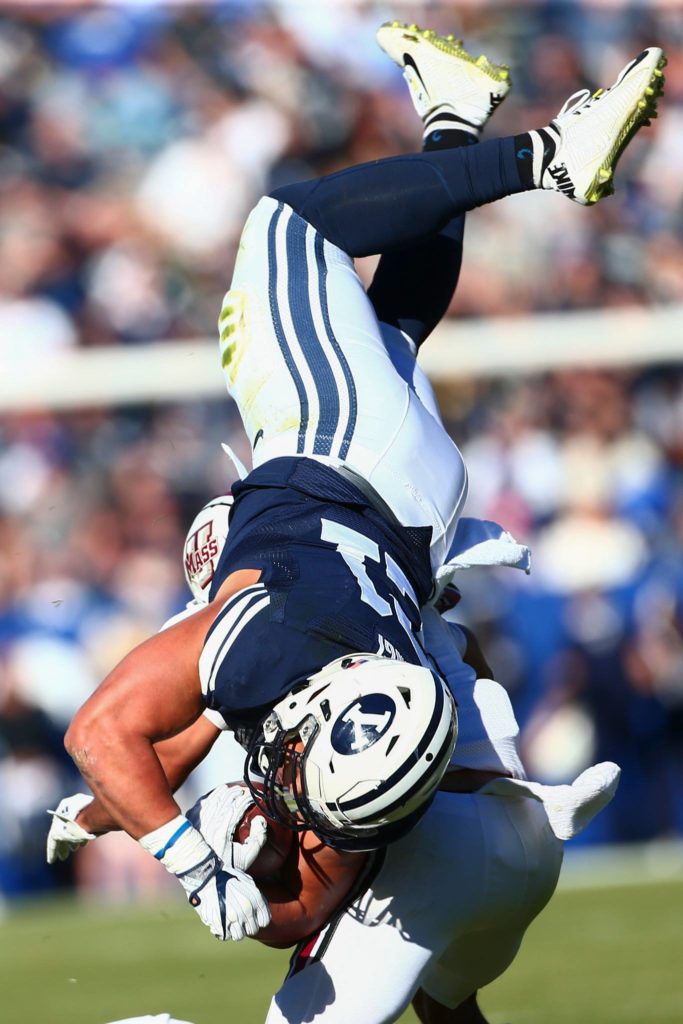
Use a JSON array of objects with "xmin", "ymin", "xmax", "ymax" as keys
[
  {"xmin": 197, "ymin": 579, "xmax": 356, "ymax": 730},
  {"xmin": 202, "ymin": 708, "xmax": 230, "ymax": 731},
  {"xmin": 198, "ymin": 584, "xmax": 272, "ymax": 704}
]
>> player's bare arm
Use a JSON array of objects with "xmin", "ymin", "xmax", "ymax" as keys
[
  {"xmin": 64, "ymin": 568, "xmax": 259, "ymax": 839},
  {"xmin": 75, "ymin": 715, "xmax": 223, "ymax": 836},
  {"xmin": 64, "ymin": 568, "xmax": 273, "ymax": 943},
  {"xmin": 64, "ymin": 600, "xmax": 217, "ymax": 839}
]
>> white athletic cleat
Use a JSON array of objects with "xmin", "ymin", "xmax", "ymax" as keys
[
  {"xmin": 376, "ymin": 21, "xmax": 511, "ymax": 136},
  {"xmin": 539, "ymin": 47, "xmax": 666, "ymax": 205}
]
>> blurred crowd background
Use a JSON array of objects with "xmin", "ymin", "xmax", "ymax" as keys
[{"xmin": 2, "ymin": 0, "xmax": 683, "ymax": 903}]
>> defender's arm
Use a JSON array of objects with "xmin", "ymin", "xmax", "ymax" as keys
[{"xmin": 256, "ymin": 835, "xmax": 368, "ymax": 948}]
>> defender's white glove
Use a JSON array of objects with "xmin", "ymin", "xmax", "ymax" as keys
[
  {"xmin": 186, "ymin": 783, "xmax": 257, "ymax": 867},
  {"xmin": 140, "ymin": 815, "xmax": 271, "ymax": 941},
  {"xmin": 46, "ymin": 793, "xmax": 96, "ymax": 864}
]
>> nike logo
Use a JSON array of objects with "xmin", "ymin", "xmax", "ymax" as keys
[
  {"xmin": 403, "ymin": 53, "xmax": 428, "ymax": 93},
  {"xmin": 253, "ymin": 428, "xmax": 264, "ymax": 450},
  {"xmin": 488, "ymin": 92, "xmax": 505, "ymax": 116},
  {"xmin": 548, "ymin": 163, "xmax": 575, "ymax": 198}
]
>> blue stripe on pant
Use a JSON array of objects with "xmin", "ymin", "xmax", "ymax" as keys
[
  {"xmin": 286, "ymin": 214, "xmax": 340, "ymax": 457},
  {"xmin": 267, "ymin": 202, "xmax": 359, "ymax": 460}
]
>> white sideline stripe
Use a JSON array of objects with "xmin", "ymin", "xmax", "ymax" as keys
[
  {"xmin": 558, "ymin": 838, "xmax": 683, "ymax": 892},
  {"xmin": 5, "ymin": 305, "xmax": 683, "ymax": 411}
]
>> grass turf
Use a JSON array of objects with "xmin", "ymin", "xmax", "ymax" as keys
[{"xmin": 1, "ymin": 879, "xmax": 681, "ymax": 1024}]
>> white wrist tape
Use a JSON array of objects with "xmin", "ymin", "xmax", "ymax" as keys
[{"xmin": 139, "ymin": 815, "xmax": 212, "ymax": 874}]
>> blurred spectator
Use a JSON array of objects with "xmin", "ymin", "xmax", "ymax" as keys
[
  {"xmin": 3, "ymin": 2, "xmax": 683, "ymax": 349},
  {"xmin": 0, "ymin": 647, "xmax": 76, "ymax": 895}
]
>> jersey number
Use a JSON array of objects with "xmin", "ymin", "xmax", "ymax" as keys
[{"xmin": 320, "ymin": 519, "xmax": 424, "ymax": 661}]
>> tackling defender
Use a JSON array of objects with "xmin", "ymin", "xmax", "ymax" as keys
[{"xmin": 59, "ymin": 16, "xmax": 661, "ymax": 987}]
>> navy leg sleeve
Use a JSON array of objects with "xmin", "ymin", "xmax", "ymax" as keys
[
  {"xmin": 366, "ymin": 221, "xmax": 464, "ymax": 349},
  {"xmin": 270, "ymin": 137, "xmax": 530, "ymax": 259},
  {"xmin": 366, "ymin": 127, "xmax": 470, "ymax": 349}
]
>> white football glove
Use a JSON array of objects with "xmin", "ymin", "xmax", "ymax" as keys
[
  {"xmin": 46, "ymin": 793, "xmax": 96, "ymax": 864},
  {"xmin": 186, "ymin": 783, "xmax": 258, "ymax": 867},
  {"xmin": 140, "ymin": 816, "xmax": 271, "ymax": 941},
  {"xmin": 178, "ymin": 838, "xmax": 270, "ymax": 941}
]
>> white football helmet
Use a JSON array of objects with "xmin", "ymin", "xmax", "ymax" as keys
[
  {"xmin": 245, "ymin": 654, "xmax": 457, "ymax": 851},
  {"xmin": 183, "ymin": 495, "xmax": 233, "ymax": 603}
]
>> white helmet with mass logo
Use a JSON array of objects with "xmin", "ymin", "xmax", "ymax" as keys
[
  {"xmin": 245, "ymin": 653, "xmax": 457, "ymax": 851},
  {"xmin": 183, "ymin": 495, "xmax": 233, "ymax": 603}
]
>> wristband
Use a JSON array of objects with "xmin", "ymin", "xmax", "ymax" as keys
[{"xmin": 139, "ymin": 816, "xmax": 212, "ymax": 874}]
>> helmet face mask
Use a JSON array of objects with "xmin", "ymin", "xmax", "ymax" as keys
[
  {"xmin": 247, "ymin": 710, "xmax": 321, "ymax": 834},
  {"xmin": 245, "ymin": 654, "xmax": 457, "ymax": 852}
]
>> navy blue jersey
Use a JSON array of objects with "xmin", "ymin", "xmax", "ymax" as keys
[{"xmin": 200, "ymin": 457, "xmax": 433, "ymax": 734}]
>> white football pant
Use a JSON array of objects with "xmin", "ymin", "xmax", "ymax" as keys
[
  {"xmin": 265, "ymin": 788, "xmax": 563, "ymax": 1024},
  {"xmin": 220, "ymin": 196, "xmax": 468, "ymax": 572}
]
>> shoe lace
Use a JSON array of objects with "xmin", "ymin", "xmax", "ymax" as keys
[{"xmin": 557, "ymin": 88, "xmax": 594, "ymax": 117}]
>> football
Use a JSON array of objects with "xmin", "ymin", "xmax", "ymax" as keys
[{"xmin": 233, "ymin": 783, "xmax": 296, "ymax": 880}]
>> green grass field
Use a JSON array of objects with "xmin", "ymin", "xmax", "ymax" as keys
[{"xmin": 1, "ymin": 879, "xmax": 682, "ymax": 1024}]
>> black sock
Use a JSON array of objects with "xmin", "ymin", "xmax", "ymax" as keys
[
  {"xmin": 424, "ymin": 128, "xmax": 478, "ymax": 151},
  {"xmin": 515, "ymin": 128, "xmax": 558, "ymax": 188},
  {"xmin": 514, "ymin": 132, "xmax": 536, "ymax": 188}
]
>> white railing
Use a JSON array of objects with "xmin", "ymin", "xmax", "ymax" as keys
[{"xmin": 2, "ymin": 305, "xmax": 681, "ymax": 412}]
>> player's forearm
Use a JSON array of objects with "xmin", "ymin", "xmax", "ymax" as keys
[
  {"xmin": 65, "ymin": 722, "xmax": 182, "ymax": 840},
  {"xmin": 255, "ymin": 875, "xmax": 356, "ymax": 948},
  {"xmin": 76, "ymin": 798, "xmax": 120, "ymax": 836},
  {"xmin": 80, "ymin": 717, "xmax": 219, "ymax": 833},
  {"xmin": 76, "ymin": 696, "xmax": 221, "ymax": 836}
]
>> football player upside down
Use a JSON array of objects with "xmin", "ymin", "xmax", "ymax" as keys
[{"xmin": 54, "ymin": 18, "xmax": 656, "ymax": 1024}]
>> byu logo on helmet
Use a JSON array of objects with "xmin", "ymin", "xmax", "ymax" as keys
[{"xmin": 330, "ymin": 694, "xmax": 396, "ymax": 755}]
